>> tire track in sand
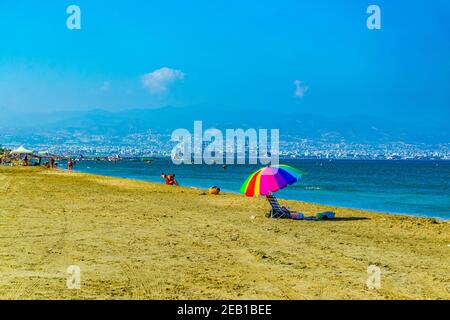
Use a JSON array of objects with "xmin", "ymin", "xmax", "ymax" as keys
[
  {"xmin": 0, "ymin": 176, "xmax": 12, "ymax": 193},
  {"xmin": 5, "ymin": 211, "xmax": 69, "ymax": 299},
  {"xmin": 102, "ymin": 237, "xmax": 152, "ymax": 299}
]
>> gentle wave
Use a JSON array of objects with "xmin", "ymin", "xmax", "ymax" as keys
[{"xmin": 303, "ymin": 186, "xmax": 322, "ymax": 190}]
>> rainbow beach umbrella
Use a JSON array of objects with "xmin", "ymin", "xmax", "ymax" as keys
[{"xmin": 240, "ymin": 164, "xmax": 304, "ymax": 197}]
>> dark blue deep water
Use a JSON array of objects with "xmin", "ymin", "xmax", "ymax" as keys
[{"xmin": 72, "ymin": 159, "xmax": 450, "ymax": 220}]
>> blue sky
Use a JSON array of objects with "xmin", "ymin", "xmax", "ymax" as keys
[{"xmin": 0, "ymin": 0, "xmax": 449, "ymax": 124}]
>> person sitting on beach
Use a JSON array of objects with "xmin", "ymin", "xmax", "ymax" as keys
[
  {"xmin": 169, "ymin": 174, "xmax": 179, "ymax": 186},
  {"xmin": 161, "ymin": 173, "xmax": 169, "ymax": 184},
  {"xmin": 161, "ymin": 173, "xmax": 172, "ymax": 185},
  {"xmin": 164, "ymin": 174, "xmax": 179, "ymax": 186},
  {"xmin": 161, "ymin": 173, "xmax": 179, "ymax": 186}
]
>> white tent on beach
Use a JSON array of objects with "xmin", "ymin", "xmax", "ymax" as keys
[{"xmin": 11, "ymin": 146, "xmax": 33, "ymax": 155}]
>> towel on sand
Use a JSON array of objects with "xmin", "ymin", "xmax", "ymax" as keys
[
  {"xmin": 289, "ymin": 211, "xmax": 336, "ymax": 221},
  {"xmin": 290, "ymin": 212, "xmax": 304, "ymax": 220}
]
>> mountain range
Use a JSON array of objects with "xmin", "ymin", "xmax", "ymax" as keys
[{"xmin": 1, "ymin": 105, "xmax": 448, "ymax": 145}]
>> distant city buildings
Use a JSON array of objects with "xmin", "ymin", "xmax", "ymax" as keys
[{"xmin": 1, "ymin": 130, "xmax": 449, "ymax": 160}]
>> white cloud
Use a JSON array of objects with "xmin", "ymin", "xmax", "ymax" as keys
[
  {"xmin": 294, "ymin": 80, "xmax": 308, "ymax": 98},
  {"xmin": 141, "ymin": 67, "xmax": 185, "ymax": 93}
]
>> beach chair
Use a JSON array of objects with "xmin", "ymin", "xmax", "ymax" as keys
[{"xmin": 266, "ymin": 194, "xmax": 291, "ymax": 219}]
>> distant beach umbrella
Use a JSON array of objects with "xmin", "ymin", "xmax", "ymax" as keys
[
  {"xmin": 11, "ymin": 146, "xmax": 33, "ymax": 155},
  {"xmin": 240, "ymin": 164, "xmax": 304, "ymax": 197}
]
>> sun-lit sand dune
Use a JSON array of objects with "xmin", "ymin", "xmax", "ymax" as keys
[{"xmin": 0, "ymin": 167, "xmax": 448, "ymax": 299}]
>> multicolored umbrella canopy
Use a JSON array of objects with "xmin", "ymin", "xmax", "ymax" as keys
[{"xmin": 240, "ymin": 164, "xmax": 304, "ymax": 197}]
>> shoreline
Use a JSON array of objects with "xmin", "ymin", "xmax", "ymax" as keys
[
  {"xmin": 1, "ymin": 166, "xmax": 449, "ymax": 299},
  {"xmin": 71, "ymin": 167, "xmax": 449, "ymax": 221}
]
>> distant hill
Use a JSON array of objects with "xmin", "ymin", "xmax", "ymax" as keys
[{"xmin": 1, "ymin": 105, "xmax": 448, "ymax": 144}]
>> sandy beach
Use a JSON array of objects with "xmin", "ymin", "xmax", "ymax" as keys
[{"xmin": 0, "ymin": 166, "xmax": 448, "ymax": 300}]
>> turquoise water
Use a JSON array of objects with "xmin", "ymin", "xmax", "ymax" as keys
[{"xmin": 72, "ymin": 159, "xmax": 450, "ymax": 220}]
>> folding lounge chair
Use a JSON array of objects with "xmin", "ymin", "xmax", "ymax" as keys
[{"xmin": 266, "ymin": 194, "xmax": 291, "ymax": 219}]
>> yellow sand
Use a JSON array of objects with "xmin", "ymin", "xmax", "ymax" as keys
[{"xmin": 0, "ymin": 166, "xmax": 448, "ymax": 300}]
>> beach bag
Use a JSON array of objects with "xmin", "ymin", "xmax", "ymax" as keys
[
  {"xmin": 208, "ymin": 186, "xmax": 220, "ymax": 195},
  {"xmin": 316, "ymin": 211, "xmax": 335, "ymax": 220}
]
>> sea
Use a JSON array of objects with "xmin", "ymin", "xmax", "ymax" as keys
[{"xmin": 71, "ymin": 158, "xmax": 450, "ymax": 220}]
